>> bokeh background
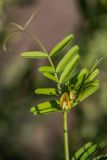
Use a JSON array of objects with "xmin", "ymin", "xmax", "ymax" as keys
[{"xmin": 0, "ymin": 0, "xmax": 107, "ymax": 159}]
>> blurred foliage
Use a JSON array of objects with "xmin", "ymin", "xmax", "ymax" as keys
[
  {"xmin": 71, "ymin": 141, "xmax": 106, "ymax": 160},
  {"xmin": 0, "ymin": 0, "xmax": 107, "ymax": 159},
  {"xmin": 74, "ymin": 0, "xmax": 107, "ymax": 151}
]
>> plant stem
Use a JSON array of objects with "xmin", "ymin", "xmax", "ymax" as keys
[
  {"xmin": 24, "ymin": 30, "xmax": 47, "ymax": 53},
  {"xmin": 63, "ymin": 111, "xmax": 69, "ymax": 160},
  {"xmin": 47, "ymin": 55, "xmax": 61, "ymax": 94},
  {"xmin": 24, "ymin": 29, "xmax": 62, "ymax": 93}
]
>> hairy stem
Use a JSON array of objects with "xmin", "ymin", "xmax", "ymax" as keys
[{"xmin": 63, "ymin": 111, "xmax": 69, "ymax": 160}]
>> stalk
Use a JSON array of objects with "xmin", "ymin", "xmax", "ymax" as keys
[
  {"xmin": 24, "ymin": 29, "xmax": 62, "ymax": 94},
  {"xmin": 63, "ymin": 111, "xmax": 69, "ymax": 160}
]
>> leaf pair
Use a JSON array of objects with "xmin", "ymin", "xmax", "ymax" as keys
[
  {"xmin": 21, "ymin": 34, "xmax": 74, "ymax": 59},
  {"xmin": 30, "ymin": 100, "xmax": 61, "ymax": 115},
  {"xmin": 21, "ymin": 34, "xmax": 80, "ymax": 84}
]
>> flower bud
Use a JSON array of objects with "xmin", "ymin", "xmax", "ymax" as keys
[{"xmin": 70, "ymin": 90, "xmax": 77, "ymax": 100}]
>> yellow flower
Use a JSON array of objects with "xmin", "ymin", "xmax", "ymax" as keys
[{"xmin": 60, "ymin": 93, "xmax": 71, "ymax": 110}]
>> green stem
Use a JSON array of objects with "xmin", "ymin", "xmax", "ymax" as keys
[
  {"xmin": 21, "ymin": 28, "xmax": 62, "ymax": 93},
  {"xmin": 63, "ymin": 111, "xmax": 69, "ymax": 160},
  {"xmin": 25, "ymin": 29, "xmax": 61, "ymax": 93},
  {"xmin": 25, "ymin": 30, "xmax": 59, "ymax": 86},
  {"xmin": 25, "ymin": 30, "xmax": 60, "ymax": 90},
  {"xmin": 48, "ymin": 56, "xmax": 58, "ymax": 79},
  {"xmin": 24, "ymin": 30, "xmax": 47, "ymax": 53},
  {"xmin": 47, "ymin": 55, "xmax": 61, "ymax": 94}
]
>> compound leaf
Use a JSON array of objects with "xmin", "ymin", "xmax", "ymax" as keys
[
  {"xmin": 79, "ymin": 142, "xmax": 105, "ymax": 160},
  {"xmin": 56, "ymin": 45, "xmax": 79, "ymax": 72},
  {"xmin": 71, "ymin": 141, "xmax": 105, "ymax": 160},
  {"xmin": 35, "ymin": 88, "xmax": 58, "ymax": 95},
  {"xmin": 71, "ymin": 142, "xmax": 93, "ymax": 160},
  {"xmin": 50, "ymin": 34, "xmax": 74, "ymax": 56},
  {"xmin": 30, "ymin": 100, "xmax": 61, "ymax": 115},
  {"xmin": 21, "ymin": 51, "xmax": 48, "ymax": 59}
]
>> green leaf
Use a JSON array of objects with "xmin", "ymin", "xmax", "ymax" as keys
[
  {"xmin": 30, "ymin": 100, "xmax": 61, "ymax": 115},
  {"xmin": 71, "ymin": 142, "xmax": 105, "ymax": 160},
  {"xmin": 43, "ymin": 73, "xmax": 58, "ymax": 82},
  {"xmin": 50, "ymin": 34, "xmax": 74, "ymax": 56},
  {"xmin": 71, "ymin": 142, "xmax": 93, "ymax": 160},
  {"xmin": 56, "ymin": 45, "xmax": 79, "ymax": 72},
  {"xmin": 77, "ymin": 68, "xmax": 88, "ymax": 82},
  {"xmin": 38, "ymin": 66, "xmax": 55, "ymax": 73},
  {"xmin": 35, "ymin": 88, "xmax": 58, "ymax": 95},
  {"xmin": 21, "ymin": 51, "xmax": 48, "ymax": 59},
  {"xmin": 77, "ymin": 80, "xmax": 99, "ymax": 102},
  {"xmin": 79, "ymin": 142, "xmax": 105, "ymax": 160},
  {"xmin": 76, "ymin": 68, "xmax": 88, "ymax": 88},
  {"xmin": 87, "ymin": 69, "xmax": 99, "ymax": 81},
  {"xmin": 59, "ymin": 55, "xmax": 80, "ymax": 83}
]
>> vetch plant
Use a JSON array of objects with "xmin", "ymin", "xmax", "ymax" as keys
[
  {"xmin": 4, "ymin": 13, "xmax": 106, "ymax": 160},
  {"xmin": 21, "ymin": 34, "xmax": 101, "ymax": 160}
]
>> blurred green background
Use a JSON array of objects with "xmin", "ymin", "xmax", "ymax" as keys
[{"xmin": 0, "ymin": 0, "xmax": 107, "ymax": 159}]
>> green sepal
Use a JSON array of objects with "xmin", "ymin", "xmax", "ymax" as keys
[
  {"xmin": 50, "ymin": 34, "xmax": 74, "ymax": 56},
  {"xmin": 56, "ymin": 45, "xmax": 79, "ymax": 72},
  {"xmin": 43, "ymin": 73, "xmax": 58, "ymax": 82},
  {"xmin": 38, "ymin": 66, "xmax": 55, "ymax": 73},
  {"xmin": 21, "ymin": 51, "xmax": 48, "ymax": 59},
  {"xmin": 30, "ymin": 100, "xmax": 61, "ymax": 115},
  {"xmin": 59, "ymin": 55, "xmax": 80, "ymax": 83},
  {"xmin": 35, "ymin": 88, "xmax": 58, "ymax": 95}
]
